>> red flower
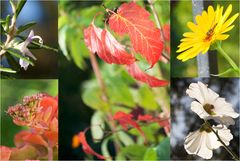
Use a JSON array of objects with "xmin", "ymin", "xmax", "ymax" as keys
[
  {"xmin": 113, "ymin": 111, "xmax": 146, "ymax": 141},
  {"xmin": 0, "ymin": 146, "xmax": 12, "ymax": 161},
  {"xmin": 72, "ymin": 132, "xmax": 106, "ymax": 160}
]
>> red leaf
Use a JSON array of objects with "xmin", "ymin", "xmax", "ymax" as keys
[
  {"xmin": 108, "ymin": 2, "xmax": 163, "ymax": 68},
  {"xmin": 113, "ymin": 111, "xmax": 146, "ymax": 141},
  {"xmin": 127, "ymin": 63, "xmax": 168, "ymax": 87},
  {"xmin": 0, "ymin": 146, "xmax": 12, "ymax": 161},
  {"xmin": 84, "ymin": 21, "xmax": 135, "ymax": 65},
  {"xmin": 72, "ymin": 132, "xmax": 106, "ymax": 160},
  {"xmin": 137, "ymin": 114, "xmax": 154, "ymax": 122}
]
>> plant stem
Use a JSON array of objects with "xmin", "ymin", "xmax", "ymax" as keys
[
  {"xmin": 205, "ymin": 121, "xmax": 239, "ymax": 161},
  {"xmin": 148, "ymin": 0, "xmax": 170, "ymax": 62},
  {"xmin": 216, "ymin": 42, "xmax": 239, "ymax": 75},
  {"xmin": 88, "ymin": 52, "xmax": 121, "ymax": 153},
  {"xmin": 47, "ymin": 146, "xmax": 53, "ymax": 161}
]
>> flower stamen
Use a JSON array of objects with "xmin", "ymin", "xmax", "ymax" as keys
[{"xmin": 203, "ymin": 103, "xmax": 216, "ymax": 115}]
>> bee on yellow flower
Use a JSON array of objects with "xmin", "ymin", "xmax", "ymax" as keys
[{"xmin": 177, "ymin": 4, "xmax": 239, "ymax": 62}]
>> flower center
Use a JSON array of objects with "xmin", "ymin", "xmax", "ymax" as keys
[
  {"xmin": 204, "ymin": 23, "xmax": 217, "ymax": 42},
  {"xmin": 200, "ymin": 123, "xmax": 212, "ymax": 133},
  {"xmin": 203, "ymin": 103, "xmax": 216, "ymax": 115}
]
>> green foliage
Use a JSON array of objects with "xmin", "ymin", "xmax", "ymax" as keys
[
  {"xmin": 157, "ymin": 137, "xmax": 170, "ymax": 160},
  {"xmin": 91, "ymin": 111, "xmax": 105, "ymax": 142},
  {"xmin": 143, "ymin": 147, "xmax": 158, "ymax": 161},
  {"xmin": 116, "ymin": 144, "xmax": 147, "ymax": 160}
]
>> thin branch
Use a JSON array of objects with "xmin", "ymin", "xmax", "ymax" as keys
[{"xmin": 148, "ymin": 0, "xmax": 170, "ymax": 61}]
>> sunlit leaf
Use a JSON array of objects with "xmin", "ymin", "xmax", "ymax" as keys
[
  {"xmin": 0, "ymin": 67, "xmax": 16, "ymax": 73},
  {"xmin": 91, "ymin": 111, "xmax": 105, "ymax": 143},
  {"xmin": 143, "ymin": 148, "xmax": 157, "ymax": 161},
  {"xmin": 59, "ymin": 25, "xmax": 70, "ymax": 60},
  {"xmin": 101, "ymin": 137, "xmax": 112, "ymax": 161}
]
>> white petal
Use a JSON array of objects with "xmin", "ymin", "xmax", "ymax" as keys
[
  {"xmin": 206, "ymin": 131, "xmax": 222, "ymax": 149},
  {"xmin": 191, "ymin": 101, "xmax": 210, "ymax": 119},
  {"xmin": 184, "ymin": 130, "xmax": 213, "ymax": 159},
  {"xmin": 19, "ymin": 58, "xmax": 29, "ymax": 70},
  {"xmin": 213, "ymin": 98, "xmax": 239, "ymax": 118},
  {"xmin": 196, "ymin": 133, "xmax": 213, "ymax": 159},
  {"xmin": 214, "ymin": 116, "xmax": 235, "ymax": 126},
  {"xmin": 24, "ymin": 48, "xmax": 37, "ymax": 60},
  {"xmin": 213, "ymin": 125, "xmax": 233, "ymax": 146}
]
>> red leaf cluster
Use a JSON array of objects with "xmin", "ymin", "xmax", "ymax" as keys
[
  {"xmin": 113, "ymin": 111, "xmax": 146, "ymax": 141},
  {"xmin": 72, "ymin": 131, "xmax": 106, "ymax": 160},
  {"xmin": 84, "ymin": 2, "xmax": 168, "ymax": 88},
  {"xmin": 84, "ymin": 22, "xmax": 135, "ymax": 65}
]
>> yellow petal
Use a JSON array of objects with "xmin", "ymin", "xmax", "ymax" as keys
[
  {"xmin": 221, "ymin": 4, "xmax": 232, "ymax": 25},
  {"xmin": 221, "ymin": 25, "xmax": 234, "ymax": 34},
  {"xmin": 221, "ymin": 13, "xmax": 239, "ymax": 31},
  {"xmin": 216, "ymin": 34, "xmax": 229, "ymax": 40},
  {"xmin": 177, "ymin": 44, "xmax": 203, "ymax": 61}
]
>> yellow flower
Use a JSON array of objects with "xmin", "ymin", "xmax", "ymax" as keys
[{"xmin": 177, "ymin": 4, "xmax": 239, "ymax": 61}]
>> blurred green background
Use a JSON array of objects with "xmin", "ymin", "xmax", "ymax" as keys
[
  {"xmin": 0, "ymin": 79, "xmax": 58, "ymax": 147},
  {"xmin": 171, "ymin": 0, "xmax": 239, "ymax": 77}
]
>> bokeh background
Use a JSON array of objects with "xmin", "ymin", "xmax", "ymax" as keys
[
  {"xmin": 59, "ymin": 0, "xmax": 170, "ymax": 160},
  {"xmin": 171, "ymin": 0, "xmax": 239, "ymax": 77},
  {"xmin": 0, "ymin": 79, "xmax": 58, "ymax": 147},
  {"xmin": 171, "ymin": 78, "xmax": 239, "ymax": 160},
  {"xmin": 1, "ymin": 1, "xmax": 58, "ymax": 79}
]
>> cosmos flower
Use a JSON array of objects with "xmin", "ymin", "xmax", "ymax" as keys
[
  {"xmin": 177, "ymin": 4, "xmax": 239, "ymax": 61},
  {"xmin": 186, "ymin": 82, "xmax": 239, "ymax": 126},
  {"xmin": 15, "ymin": 30, "xmax": 43, "ymax": 70},
  {"xmin": 184, "ymin": 124, "xmax": 233, "ymax": 159}
]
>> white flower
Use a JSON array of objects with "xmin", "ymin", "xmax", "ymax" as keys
[
  {"xmin": 184, "ymin": 124, "xmax": 233, "ymax": 159},
  {"xmin": 15, "ymin": 30, "xmax": 43, "ymax": 70},
  {"xmin": 186, "ymin": 82, "xmax": 239, "ymax": 126}
]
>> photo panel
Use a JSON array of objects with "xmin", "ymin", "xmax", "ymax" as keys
[
  {"xmin": 171, "ymin": 0, "xmax": 239, "ymax": 77},
  {"xmin": 1, "ymin": 1, "xmax": 58, "ymax": 79},
  {"xmin": 171, "ymin": 78, "xmax": 239, "ymax": 160},
  {"xmin": 59, "ymin": 0, "xmax": 170, "ymax": 160},
  {"xmin": 0, "ymin": 79, "xmax": 58, "ymax": 160}
]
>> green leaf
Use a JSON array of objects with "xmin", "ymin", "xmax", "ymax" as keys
[
  {"xmin": 16, "ymin": 0, "xmax": 27, "ymax": 17},
  {"xmin": 131, "ymin": 85, "xmax": 158, "ymax": 110},
  {"xmin": 101, "ymin": 137, "xmax": 112, "ymax": 161},
  {"xmin": 117, "ymin": 145, "xmax": 147, "ymax": 160},
  {"xmin": 6, "ymin": 48, "xmax": 34, "ymax": 66},
  {"xmin": 59, "ymin": 25, "xmax": 70, "ymax": 60},
  {"xmin": 5, "ymin": 52, "xmax": 21, "ymax": 71},
  {"xmin": 0, "ymin": 67, "xmax": 16, "ymax": 73},
  {"xmin": 82, "ymin": 86, "xmax": 109, "ymax": 111},
  {"xmin": 91, "ymin": 111, "xmax": 105, "ymax": 143},
  {"xmin": 17, "ymin": 21, "xmax": 36, "ymax": 34},
  {"xmin": 107, "ymin": 76, "xmax": 135, "ymax": 108},
  {"xmin": 118, "ymin": 131, "xmax": 134, "ymax": 146},
  {"xmin": 157, "ymin": 137, "xmax": 170, "ymax": 160},
  {"xmin": 143, "ymin": 148, "xmax": 157, "ymax": 161},
  {"xmin": 69, "ymin": 36, "xmax": 88, "ymax": 69},
  {"xmin": 5, "ymin": 15, "xmax": 11, "ymax": 32}
]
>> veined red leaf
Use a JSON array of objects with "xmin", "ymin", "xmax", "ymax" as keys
[
  {"xmin": 72, "ymin": 132, "xmax": 106, "ymax": 160},
  {"xmin": 84, "ymin": 21, "xmax": 135, "ymax": 65},
  {"xmin": 108, "ymin": 2, "xmax": 163, "ymax": 68},
  {"xmin": 113, "ymin": 111, "xmax": 146, "ymax": 141},
  {"xmin": 127, "ymin": 63, "xmax": 168, "ymax": 87}
]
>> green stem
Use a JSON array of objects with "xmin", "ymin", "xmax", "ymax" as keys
[
  {"xmin": 205, "ymin": 121, "xmax": 239, "ymax": 161},
  {"xmin": 216, "ymin": 42, "xmax": 239, "ymax": 74}
]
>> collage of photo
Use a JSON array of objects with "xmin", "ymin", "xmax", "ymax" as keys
[{"xmin": 0, "ymin": 0, "xmax": 239, "ymax": 160}]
